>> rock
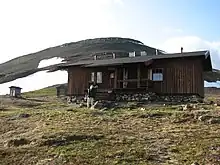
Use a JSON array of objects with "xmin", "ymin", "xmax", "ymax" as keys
[
  {"xmin": 19, "ymin": 113, "xmax": 30, "ymax": 118},
  {"xmin": 208, "ymin": 117, "xmax": 220, "ymax": 124},
  {"xmin": 216, "ymin": 100, "xmax": 220, "ymax": 106},
  {"xmin": 78, "ymin": 103, "xmax": 84, "ymax": 108},
  {"xmin": 36, "ymin": 158, "xmax": 53, "ymax": 165},
  {"xmin": 198, "ymin": 115, "xmax": 212, "ymax": 122},
  {"xmin": 185, "ymin": 104, "xmax": 197, "ymax": 110},
  {"xmin": 179, "ymin": 104, "xmax": 199, "ymax": 112},
  {"xmin": 210, "ymin": 100, "xmax": 215, "ymax": 104},
  {"xmin": 8, "ymin": 113, "xmax": 31, "ymax": 120},
  {"xmin": 192, "ymin": 104, "xmax": 197, "ymax": 109},
  {"xmin": 140, "ymin": 107, "xmax": 146, "ymax": 111},
  {"xmin": 191, "ymin": 162, "xmax": 199, "ymax": 165},
  {"xmin": 6, "ymin": 138, "xmax": 30, "ymax": 147},
  {"xmin": 67, "ymin": 96, "xmax": 77, "ymax": 104},
  {"xmin": 182, "ymin": 105, "xmax": 188, "ymax": 111}
]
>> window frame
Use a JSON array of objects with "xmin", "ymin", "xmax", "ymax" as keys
[
  {"xmin": 152, "ymin": 68, "xmax": 163, "ymax": 81},
  {"xmin": 96, "ymin": 72, "xmax": 103, "ymax": 84},
  {"xmin": 91, "ymin": 72, "xmax": 95, "ymax": 82}
]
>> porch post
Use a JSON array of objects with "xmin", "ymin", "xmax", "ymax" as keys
[
  {"xmin": 114, "ymin": 68, "xmax": 118, "ymax": 88},
  {"xmin": 123, "ymin": 68, "xmax": 127, "ymax": 88},
  {"xmin": 137, "ymin": 64, "xmax": 140, "ymax": 88}
]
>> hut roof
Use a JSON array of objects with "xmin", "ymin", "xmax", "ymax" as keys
[{"xmin": 54, "ymin": 50, "xmax": 212, "ymax": 71}]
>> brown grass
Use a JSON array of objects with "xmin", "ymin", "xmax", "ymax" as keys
[{"xmin": 0, "ymin": 95, "xmax": 220, "ymax": 165}]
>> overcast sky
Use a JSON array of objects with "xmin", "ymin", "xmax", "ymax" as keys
[{"xmin": 0, "ymin": 0, "xmax": 220, "ymax": 93}]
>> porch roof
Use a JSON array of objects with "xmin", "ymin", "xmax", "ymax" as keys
[{"xmin": 56, "ymin": 50, "xmax": 212, "ymax": 71}]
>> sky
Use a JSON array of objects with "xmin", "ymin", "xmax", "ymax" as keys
[{"xmin": 0, "ymin": 0, "xmax": 220, "ymax": 93}]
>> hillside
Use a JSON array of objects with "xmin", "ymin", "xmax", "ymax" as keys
[
  {"xmin": 0, "ymin": 37, "xmax": 164, "ymax": 84},
  {"xmin": 1, "ymin": 88, "xmax": 220, "ymax": 164},
  {"xmin": 0, "ymin": 37, "xmax": 219, "ymax": 85}
]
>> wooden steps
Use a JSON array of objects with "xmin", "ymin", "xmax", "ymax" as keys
[{"xmin": 95, "ymin": 89, "xmax": 114, "ymax": 100}]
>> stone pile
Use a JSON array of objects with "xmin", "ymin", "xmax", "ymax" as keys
[
  {"xmin": 67, "ymin": 92, "xmax": 203, "ymax": 104},
  {"xmin": 115, "ymin": 92, "xmax": 156, "ymax": 102},
  {"xmin": 158, "ymin": 95, "xmax": 202, "ymax": 103},
  {"xmin": 115, "ymin": 92, "xmax": 203, "ymax": 103}
]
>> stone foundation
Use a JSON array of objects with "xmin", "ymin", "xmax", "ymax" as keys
[
  {"xmin": 115, "ymin": 92, "xmax": 203, "ymax": 103},
  {"xmin": 67, "ymin": 92, "xmax": 203, "ymax": 104}
]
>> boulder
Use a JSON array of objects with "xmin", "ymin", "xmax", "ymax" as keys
[
  {"xmin": 198, "ymin": 115, "xmax": 212, "ymax": 122},
  {"xmin": 208, "ymin": 117, "xmax": 220, "ymax": 124}
]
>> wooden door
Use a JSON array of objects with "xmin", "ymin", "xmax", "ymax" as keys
[{"xmin": 109, "ymin": 71, "xmax": 115, "ymax": 88}]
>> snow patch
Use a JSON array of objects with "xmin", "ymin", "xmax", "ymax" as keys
[
  {"xmin": 0, "ymin": 70, "xmax": 67, "ymax": 95},
  {"xmin": 38, "ymin": 57, "xmax": 65, "ymax": 68}
]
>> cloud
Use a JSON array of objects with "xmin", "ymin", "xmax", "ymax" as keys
[
  {"xmin": 0, "ymin": 0, "xmax": 123, "ymax": 63},
  {"xmin": 158, "ymin": 36, "xmax": 220, "ymax": 69},
  {"xmin": 162, "ymin": 27, "xmax": 184, "ymax": 34},
  {"xmin": 0, "ymin": 0, "xmax": 125, "ymax": 94},
  {"xmin": 113, "ymin": 0, "xmax": 124, "ymax": 5},
  {"xmin": 97, "ymin": 0, "xmax": 124, "ymax": 6}
]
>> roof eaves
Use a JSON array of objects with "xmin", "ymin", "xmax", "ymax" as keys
[{"xmin": 204, "ymin": 50, "xmax": 210, "ymax": 58}]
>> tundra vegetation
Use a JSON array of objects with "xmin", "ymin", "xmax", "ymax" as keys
[{"xmin": 0, "ymin": 87, "xmax": 220, "ymax": 165}]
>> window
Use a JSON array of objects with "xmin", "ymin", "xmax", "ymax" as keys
[
  {"xmin": 141, "ymin": 51, "xmax": 147, "ymax": 56},
  {"xmin": 91, "ymin": 72, "xmax": 95, "ymax": 82},
  {"xmin": 129, "ymin": 51, "xmax": 135, "ymax": 57},
  {"xmin": 152, "ymin": 68, "xmax": 163, "ymax": 81},
  {"xmin": 97, "ymin": 72, "xmax": 102, "ymax": 83}
]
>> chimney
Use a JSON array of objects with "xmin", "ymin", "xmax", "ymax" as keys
[{"xmin": 181, "ymin": 47, "xmax": 183, "ymax": 53}]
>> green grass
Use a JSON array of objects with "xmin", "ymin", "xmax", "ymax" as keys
[
  {"xmin": 22, "ymin": 87, "xmax": 56, "ymax": 98},
  {"xmin": 1, "ymin": 97, "xmax": 220, "ymax": 165}
]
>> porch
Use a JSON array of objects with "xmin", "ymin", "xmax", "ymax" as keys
[{"xmin": 92, "ymin": 63, "xmax": 155, "ymax": 100}]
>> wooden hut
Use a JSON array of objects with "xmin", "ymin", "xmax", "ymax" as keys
[{"xmin": 55, "ymin": 50, "xmax": 212, "ymax": 101}]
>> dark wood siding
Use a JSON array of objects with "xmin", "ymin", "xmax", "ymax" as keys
[
  {"xmin": 67, "ymin": 67, "xmax": 89, "ymax": 96},
  {"xmin": 67, "ymin": 67, "xmax": 114, "ymax": 95},
  {"xmin": 151, "ymin": 57, "xmax": 204, "ymax": 97}
]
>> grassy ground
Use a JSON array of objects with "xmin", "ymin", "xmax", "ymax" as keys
[
  {"xmin": 0, "ymin": 91, "xmax": 220, "ymax": 164},
  {"xmin": 22, "ymin": 87, "xmax": 56, "ymax": 98}
]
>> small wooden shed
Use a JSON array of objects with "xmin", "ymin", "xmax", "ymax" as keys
[{"xmin": 9, "ymin": 86, "xmax": 22, "ymax": 98}]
